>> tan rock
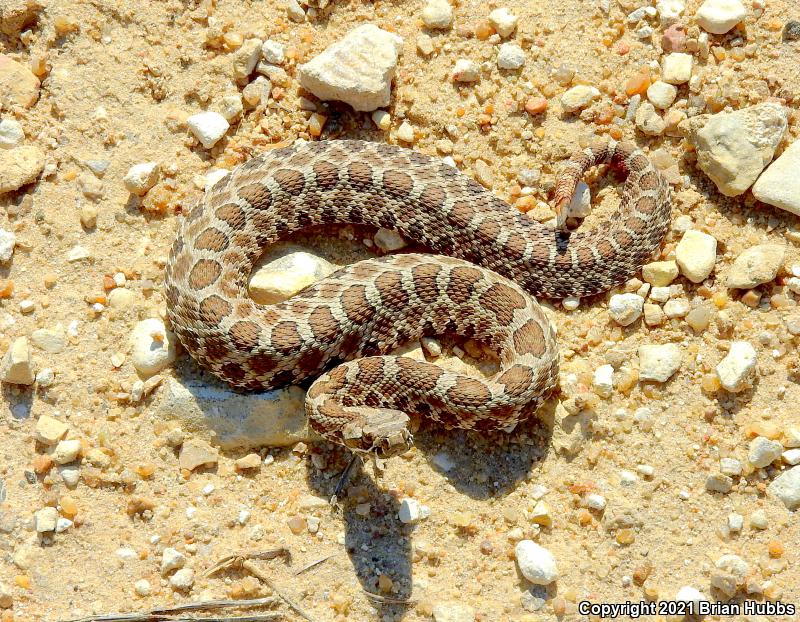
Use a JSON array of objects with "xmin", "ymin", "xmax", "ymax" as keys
[
  {"xmin": 1, "ymin": 336, "xmax": 34, "ymax": 384},
  {"xmin": 178, "ymin": 438, "xmax": 219, "ymax": 471},
  {"xmin": 726, "ymin": 244, "xmax": 785, "ymax": 289},
  {"xmin": 0, "ymin": 54, "xmax": 40, "ymax": 108},
  {"xmin": 35, "ymin": 415, "xmax": 68, "ymax": 445},
  {"xmin": 0, "ymin": 146, "xmax": 45, "ymax": 194}
]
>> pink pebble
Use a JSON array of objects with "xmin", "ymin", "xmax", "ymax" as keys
[{"xmin": 661, "ymin": 23, "xmax": 686, "ymax": 53}]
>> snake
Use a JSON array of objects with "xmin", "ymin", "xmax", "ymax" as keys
[{"xmin": 164, "ymin": 139, "xmax": 670, "ymax": 458}]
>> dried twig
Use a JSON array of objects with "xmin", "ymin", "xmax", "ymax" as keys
[
  {"xmin": 293, "ymin": 554, "xmax": 334, "ymax": 576},
  {"xmin": 361, "ymin": 590, "xmax": 415, "ymax": 605},
  {"xmin": 60, "ymin": 596, "xmax": 283, "ymax": 622},
  {"xmin": 208, "ymin": 552, "xmax": 316, "ymax": 622}
]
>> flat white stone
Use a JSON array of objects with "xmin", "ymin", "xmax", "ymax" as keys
[
  {"xmin": 398, "ymin": 498, "xmax": 430, "ymax": 524},
  {"xmin": 123, "ymin": 162, "xmax": 160, "ymax": 195},
  {"xmin": 249, "ymin": 247, "xmax": 334, "ymax": 305},
  {"xmin": 752, "ymin": 141, "xmax": 800, "ymax": 217},
  {"xmin": 34, "ymin": 507, "xmax": 58, "ymax": 533},
  {"xmin": 675, "ymin": 230, "xmax": 717, "ymax": 282},
  {"xmin": 715, "ymin": 341, "xmax": 756, "ymax": 392},
  {"xmin": 130, "ymin": 318, "xmax": 177, "ymax": 378},
  {"xmin": 1, "ymin": 336, "xmax": 34, "ymax": 385},
  {"xmin": 515, "ymin": 540, "xmax": 558, "ymax": 585},
  {"xmin": 726, "ymin": 244, "xmax": 785, "ymax": 289},
  {"xmin": 696, "ymin": 0, "xmax": 746, "ymax": 34},
  {"xmin": 187, "ymin": 112, "xmax": 230, "ymax": 149},
  {"xmin": 608, "ymin": 293, "xmax": 644, "ymax": 326},
  {"xmin": 767, "ymin": 466, "xmax": 800, "ymax": 510},
  {"xmin": 298, "ymin": 25, "xmax": 403, "ymax": 111},
  {"xmin": 497, "ymin": 43, "xmax": 525, "ymax": 70},
  {"xmin": 749, "ymin": 436, "xmax": 783, "ymax": 468},
  {"xmin": 638, "ymin": 343, "xmax": 682, "ymax": 382}
]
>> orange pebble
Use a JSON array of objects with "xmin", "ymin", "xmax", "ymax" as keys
[
  {"xmin": 524, "ymin": 97, "xmax": 548, "ymax": 115},
  {"xmin": 624, "ymin": 68, "xmax": 651, "ymax": 97},
  {"xmin": 474, "ymin": 20, "xmax": 494, "ymax": 40},
  {"xmin": 0, "ymin": 279, "xmax": 13, "ymax": 299}
]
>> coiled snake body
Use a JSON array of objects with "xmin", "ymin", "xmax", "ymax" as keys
[{"xmin": 164, "ymin": 139, "xmax": 670, "ymax": 457}]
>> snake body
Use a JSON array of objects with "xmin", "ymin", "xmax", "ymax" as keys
[{"xmin": 164, "ymin": 139, "xmax": 670, "ymax": 457}]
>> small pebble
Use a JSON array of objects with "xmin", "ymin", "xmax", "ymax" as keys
[
  {"xmin": 53, "ymin": 439, "xmax": 81, "ymax": 464},
  {"xmin": 642, "ymin": 260, "xmax": 678, "ymax": 286},
  {"xmin": 715, "ymin": 341, "xmax": 756, "ymax": 392},
  {"xmin": 285, "ymin": 0, "xmax": 306, "ymax": 22},
  {"xmin": 452, "ymin": 58, "xmax": 480, "ymax": 82},
  {"xmin": 371, "ymin": 109, "xmax": 391, "ymax": 131},
  {"xmin": 488, "ymin": 8, "xmax": 518, "ymax": 38},
  {"xmin": 584, "ymin": 494, "xmax": 607, "ymax": 510},
  {"xmin": 130, "ymin": 318, "xmax": 177, "ymax": 377},
  {"xmin": 134, "ymin": 579, "xmax": 152, "ymax": 597},
  {"xmin": 749, "ymin": 436, "xmax": 783, "ymax": 468},
  {"xmin": 767, "ymin": 466, "xmax": 800, "ymax": 510},
  {"xmin": 396, "ymin": 121, "xmax": 415, "ymax": 142},
  {"xmin": 0, "ymin": 118, "xmax": 24, "ymax": 149},
  {"xmin": 421, "ymin": 0, "xmax": 453, "ymax": 29},
  {"xmin": 783, "ymin": 20, "xmax": 800, "ymax": 41},
  {"xmin": 696, "ymin": 0, "xmax": 747, "ymax": 34},
  {"xmin": 497, "ymin": 43, "xmax": 525, "ymax": 70},
  {"xmin": 515, "ymin": 540, "xmax": 558, "ymax": 585},
  {"xmin": 374, "ymin": 228, "xmax": 408, "ymax": 251},
  {"xmin": 169, "ymin": 568, "xmax": 194, "ymax": 591},
  {"xmin": 750, "ymin": 509, "xmax": 769, "ymax": 529},
  {"xmin": 34, "ymin": 507, "xmax": 58, "ymax": 533},
  {"xmin": 160, "ymin": 548, "xmax": 186, "ymax": 574},
  {"xmin": 398, "ymin": 498, "xmax": 431, "ymax": 524},
  {"xmin": 0, "ymin": 228, "xmax": 15, "ymax": 263},
  {"xmin": 1, "ymin": 336, "xmax": 34, "ymax": 385},
  {"xmin": 728, "ymin": 513, "xmax": 743, "ymax": 533},
  {"xmin": 675, "ymin": 230, "xmax": 717, "ymax": 282},
  {"xmin": 726, "ymin": 244, "xmax": 785, "ymax": 289},
  {"xmin": 592, "ymin": 364, "xmax": 614, "ymax": 398},
  {"xmin": 608, "ymin": 293, "xmax": 644, "ymax": 326},
  {"xmin": 638, "ymin": 343, "xmax": 682, "ymax": 382},
  {"xmin": 261, "ymin": 40, "xmax": 286, "ymax": 64},
  {"xmin": 123, "ymin": 162, "xmax": 160, "ymax": 196},
  {"xmin": 661, "ymin": 52, "xmax": 693, "ymax": 84},
  {"xmin": 561, "ymin": 85, "xmax": 600, "ymax": 112},
  {"xmin": 186, "ymin": 111, "xmax": 230, "ymax": 149},
  {"xmin": 646, "ymin": 81, "xmax": 677, "ymax": 109}
]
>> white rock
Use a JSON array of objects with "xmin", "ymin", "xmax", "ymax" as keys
[
  {"xmin": 515, "ymin": 540, "xmax": 558, "ymax": 585},
  {"xmin": 398, "ymin": 498, "xmax": 431, "ymax": 523},
  {"xmin": 584, "ymin": 493, "xmax": 607, "ymax": 510},
  {"xmin": 0, "ymin": 228, "xmax": 14, "ymax": 262},
  {"xmin": 169, "ymin": 568, "xmax": 194, "ymax": 590},
  {"xmin": 261, "ymin": 40, "xmax": 286, "ymax": 65},
  {"xmin": 682, "ymin": 103, "xmax": 788, "ymax": 196},
  {"xmin": 395, "ymin": 120, "xmax": 415, "ymax": 142},
  {"xmin": 608, "ymin": 293, "xmax": 644, "ymax": 326},
  {"xmin": 232, "ymin": 38, "xmax": 263, "ymax": 81},
  {"xmin": 30, "ymin": 327, "xmax": 66, "ymax": 353},
  {"xmin": 0, "ymin": 118, "xmax": 24, "ymax": 149},
  {"xmin": 432, "ymin": 603, "xmax": 476, "ymax": 622},
  {"xmin": 567, "ymin": 181, "xmax": 591, "ymax": 218},
  {"xmin": 123, "ymin": 162, "xmax": 160, "ymax": 196},
  {"xmin": 646, "ymin": 81, "xmax": 677, "ymax": 109},
  {"xmin": 284, "ymin": 0, "xmax": 305, "ymax": 22},
  {"xmin": 1, "ymin": 336, "xmax": 34, "ymax": 385},
  {"xmin": 67, "ymin": 245, "xmax": 91, "ymax": 262},
  {"xmin": 55, "ymin": 517, "xmax": 72, "ymax": 533},
  {"xmin": 157, "ymin": 377, "xmax": 313, "ymax": 449},
  {"xmin": 53, "ymin": 439, "xmax": 81, "ymax": 464},
  {"xmin": 204, "ymin": 168, "xmax": 230, "ymax": 191},
  {"xmin": 35, "ymin": 367, "xmax": 54, "ymax": 386},
  {"xmin": 656, "ymin": 0, "xmax": 685, "ymax": 22},
  {"xmin": 750, "ymin": 509, "xmax": 769, "ymax": 529},
  {"xmin": 35, "ymin": 415, "xmax": 68, "ymax": 445},
  {"xmin": 636, "ymin": 102, "xmax": 666, "ymax": 136},
  {"xmin": 134, "ymin": 579, "xmax": 152, "ymax": 597},
  {"xmin": 561, "ymin": 85, "xmax": 600, "ymax": 113},
  {"xmin": 249, "ymin": 246, "xmax": 334, "ymax": 305},
  {"xmin": 726, "ymin": 244, "xmax": 785, "ymax": 289},
  {"xmin": 649, "ymin": 286, "xmax": 670, "ymax": 302},
  {"xmin": 720, "ymin": 457, "xmax": 742, "ymax": 475},
  {"xmin": 371, "ymin": 109, "xmax": 391, "ymax": 131},
  {"xmin": 592, "ymin": 364, "xmax": 615, "ymax": 398},
  {"xmin": 783, "ymin": 449, "xmax": 800, "ymax": 465},
  {"xmin": 727, "ymin": 512, "xmax": 743, "ymax": 532},
  {"xmin": 497, "ymin": 43, "xmax": 525, "ymax": 70},
  {"xmin": 749, "ymin": 436, "xmax": 783, "ymax": 468},
  {"xmin": 715, "ymin": 341, "xmax": 756, "ymax": 392},
  {"xmin": 696, "ymin": 0, "xmax": 746, "ymax": 34},
  {"xmin": 752, "ymin": 141, "xmax": 800, "ymax": 217},
  {"xmin": 374, "ymin": 228, "xmax": 408, "ymax": 251},
  {"xmin": 187, "ymin": 112, "xmax": 230, "ymax": 149},
  {"xmin": 217, "ymin": 95, "xmax": 243, "ymax": 122},
  {"xmin": 675, "ymin": 230, "xmax": 717, "ymax": 282},
  {"xmin": 452, "ymin": 58, "xmax": 480, "ymax": 82},
  {"xmin": 663, "ymin": 298, "xmax": 689, "ymax": 318},
  {"xmin": 638, "ymin": 343, "xmax": 682, "ymax": 382},
  {"xmin": 298, "ymin": 25, "xmax": 403, "ymax": 111},
  {"xmin": 160, "ymin": 548, "xmax": 186, "ymax": 574},
  {"xmin": 421, "ymin": 0, "xmax": 453, "ymax": 29},
  {"xmin": 130, "ymin": 318, "xmax": 177, "ymax": 378},
  {"xmin": 767, "ymin": 466, "xmax": 800, "ymax": 510},
  {"xmin": 661, "ymin": 52, "xmax": 693, "ymax": 84},
  {"xmin": 488, "ymin": 8, "xmax": 518, "ymax": 37},
  {"xmin": 34, "ymin": 507, "xmax": 58, "ymax": 533},
  {"xmin": 675, "ymin": 586, "xmax": 708, "ymax": 604}
]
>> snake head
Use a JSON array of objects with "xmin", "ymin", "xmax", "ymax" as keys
[{"xmin": 341, "ymin": 408, "xmax": 414, "ymax": 459}]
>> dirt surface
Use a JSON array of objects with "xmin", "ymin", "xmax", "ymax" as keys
[{"xmin": 1, "ymin": 0, "xmax": 799, "ymax": 621}]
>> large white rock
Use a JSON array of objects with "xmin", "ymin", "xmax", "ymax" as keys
[
  {"xmin": 561, "ymin": 85, "xmax": 600, "ymax": 113},
  {"xmin": 249, "ymin": 246, "xmax": 334, "ymax": 305},
  {"xmin": 715, "ymin": 341, "xmax": 756, "ymax": 392},
  {"xmin": 638, "ymin": 344, "xmax": 682, "ymax": 382},
  {"xmin": 1, "ymin": 336, "xmax": 34, "ymax": 385},
  {"xmin": 696, "ymin": 0, "xmax": 746, "ymax": 34},
  {"xmin": 675, "ymin": 230, "xmax": 717, "ymax": 282},
  {"xmin": 767, "ymin": 466, "xmax": 800, "ymax": 510},
  {"xmin": 752, "ymin": 141, "xmax": 800, "ymax": 217},
  {"xmin": 156, "ymin": 377, "xmax": 315, "ymax": 449},
  {"xmin": 608, "ymin": 293, "xmax": 644, "ymax": 326},
  {"xmin": 726, "ymin": 244, "xmax": 785, "ymax": 289},
  {"xmin": 749, "ymin": 436, "xmax": 783, "ymax": 468},
  {"xmin": 187, "ymin": 112, "xmax": 230, "ymax": 149},
  {"xmin": 682, "ymin": 103, "xmax": 788, "ymax": 196},
  {"xmin": 298, "ymin": 25, "xmax": 403, "ymax": 112},
  {"xmin": 0, "ymin": 228, "xmax": 14, "ymax": 262},
  {"xmin": 515, "ymin": 540, "xmax": 558, "ymax": 585},
  {"xmin": 130, "ymin": 318, "xmax": 177, "ymax": 378}
]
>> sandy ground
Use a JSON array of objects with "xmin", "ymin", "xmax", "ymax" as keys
[{"xmin": 1, "ymin": 0, "xmax": 799, "ymax": 621}]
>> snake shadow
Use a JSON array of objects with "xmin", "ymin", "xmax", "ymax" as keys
[{"xmin": 303, "ymin": 395, "xmax": 555, "ymax": 620}]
